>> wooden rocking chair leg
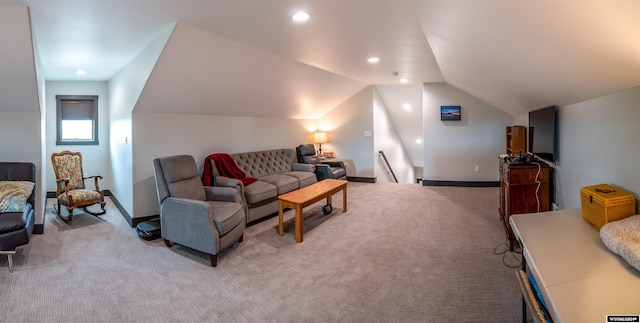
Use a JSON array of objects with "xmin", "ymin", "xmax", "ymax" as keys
[
  {"xmin": 58, "ymin": 213, "xmax": 73, "ymax": 223},
  {"xmin": 66, "ymin": 206, "xmax": 75, "ymax": 222},
  {"xmin": 54, "ymin": 204, "xmax": 73, "ymax": 223},
  {"xmin": 83, "ymin": 201, "xmax": 107, "ymax": 216},
  {"xmin": 83, "ymin": 207, "xmax": 107, "ymax": 216}
]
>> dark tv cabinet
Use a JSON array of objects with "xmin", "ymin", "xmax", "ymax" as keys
[{"xmin": 498, "ymin": 157, "xmax": 551, "ymax": 251}]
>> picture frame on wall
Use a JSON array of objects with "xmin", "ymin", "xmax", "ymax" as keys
[{"xmin": 441, "ymin": 105, "xmax": 461, "ymax": 121}]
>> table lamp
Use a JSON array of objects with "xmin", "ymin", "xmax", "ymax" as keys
[{"xmin": 313, "ymin": 131, "xmax": 328, "ymax": 156}]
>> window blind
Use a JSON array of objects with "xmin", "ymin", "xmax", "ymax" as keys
[{"xmin": 61, "ymin": 100, "xmax": 93, "ymax": 120}]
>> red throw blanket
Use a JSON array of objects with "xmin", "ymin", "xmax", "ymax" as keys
[{"xmin": 202, "ymin": 153, "xmax": 257, "ymax": 186}]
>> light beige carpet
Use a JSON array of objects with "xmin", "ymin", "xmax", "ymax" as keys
[{"xmin": 0, "ymin": 182, "xmax": 522, "ymax": 322}]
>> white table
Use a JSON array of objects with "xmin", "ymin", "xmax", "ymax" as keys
[{"xmin": 510, "ymin": 208, "xmax": 640, "ymax": 322}]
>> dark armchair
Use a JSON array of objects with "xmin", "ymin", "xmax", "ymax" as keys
[
  {"xmin": 153, "ymin": 154, "xmax": 245, "ymax": 267},
  {"xmin": 0, "ymin": 162, "xmax": 36, "ymax": 272},
  {"xmin": 296, "ymin": 144, "xmax": 347, "ymax": 181}
]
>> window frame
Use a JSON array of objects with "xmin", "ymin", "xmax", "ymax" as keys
[{"xmin": 56, "ymin": 95, "xmax": 99, "ymax": 145}]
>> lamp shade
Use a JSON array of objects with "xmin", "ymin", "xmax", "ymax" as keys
[{"xmin": 313, "ymin": 131, "xmax": 328, "ymax": 144}]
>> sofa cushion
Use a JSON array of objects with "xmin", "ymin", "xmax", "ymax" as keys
[
  {"xmin": 330, "ymin": 167, "xmax": 347, "ymax": 179},
  {"xmin": 57, "ymin": 188, "xmax": 103, "ymax": 204},
  {"xmin": 259, "ymin": 174, "xmax": 299, "ymax": 195},
  {"xmin": 283, "ymin": 171, "xmax": 317, "ymax": 188},
  {"xmin": 232, "ymin": 149, "xmax": 294, "ymax": 178},
  {"xmin": 209, "ymin": 200, "xmax": 244, "ymax": 235},
  {"xmin": 160, "ymin": 156, "xmax": 206, "ymax": 201},
  {"xmin": 297, "ymin": 144, "xmax": 322, "ymax": 164},
  {"xmin": 244, "ymin": 180, "xmax": 277, "ymax": 205},
  {"xmin": 0, "ymin": 213, "xmax": 26, "ymax": 234},
  {"xmin": 600, "ymin": 215, "xmax": 640, "ymax": 272},
  {"xmin": 0, "ymin": 181, "xmax": 35, "ymax": 213},
  {"xmin": 299, "ymin": 144, "xmax": 316, "ymax": 156}
]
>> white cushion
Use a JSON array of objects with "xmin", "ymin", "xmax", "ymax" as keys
[
  {"xmin": 600, "ymin": 214, "xmax": 640, "ymax": 271},
  {"xmin": 0, "ymin": 181, "xmax": 34, "ymax": 213}
]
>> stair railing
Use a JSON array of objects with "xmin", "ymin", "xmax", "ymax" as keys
[{"xmin": 378, "ymin": 150, "xmax": 398, "ymax": 183}]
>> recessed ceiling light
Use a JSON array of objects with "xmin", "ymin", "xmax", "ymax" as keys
[
  {"xmin": 292, "ymin": 11, "xmax": 310, "ymax": 22},
  {"xmin": 367, "ymin": 57, "xmax": 380, "ymax": 63},
  {"xmin": 403, "ymin": 103, "xmax": 411, "ymax": 111},
  {"xmin": 416, "ymin": 139, "xmax": 422, "ymax": 144},
  {"xmin": 76, "ymin": 70, "xmax": 86, "ymax": 76},
  {"xmin": 400, "ymin": 78, "xmax": 408, "ymax": 83}
]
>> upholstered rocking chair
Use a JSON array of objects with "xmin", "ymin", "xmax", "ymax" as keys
[{"xmin": 51, "ymin": 150, "xmax": 106, "ymax": 223}]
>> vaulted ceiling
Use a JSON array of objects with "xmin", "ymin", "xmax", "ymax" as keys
[{"xmin": 2, "ymin": 0, "xmax": 640, "ymax": 119}]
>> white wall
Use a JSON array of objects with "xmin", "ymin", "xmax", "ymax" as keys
[
  {"xmin": 373, "ymin": 88, "xmax": 415, "ymax": 183},
  {"xmin": 134, "ymin": 22, "xmax": 365, "ymax": 119},
  {"xmin": 318, "ymin": 86, "xmax": 375, "ymax": 177},
  {"xmin": 0, "ymin": 112, "xmax": 43, "ymax": 224},
  {"xmin": 555, "ymin": 86, "xmax": 640, "ymax": 210},
  {"xmin": 0, "ymin": 6, "xmax": 39, "ymax": 113},
  {"xmin": 34, "ymin": 24, "xmax": 46, "ymax": 228},
  {"xmin": 513, "ymin": 114, "xmax": 528, "ymax": 128},
  {"xmin": 45, "ymin": 81, "xmax": 112, "ymax": 193},
  {"xmin": 423, "ymin": 83, "xmax": 513, "ymax": 182},
  {"xmin": 131, "ymin": 113, "xmax": 313, "ymax": 218},
  {"xmin": 108, "ymin": 23, "xmax": 174, "ymax": 216},
  {"xmin": 0, "ymin": 6, "xmax": 44, "ymax": 226},
  {"xmin": 374, "ymin": 84, "xmax": 424, "ymax": 169}
]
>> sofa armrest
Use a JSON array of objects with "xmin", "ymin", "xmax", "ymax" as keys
[
  {"xmin": 161, "ymin": 197, "xmax": 219, "ymax": 245},
  {"xmin": 212, "ymin": 176, "xmax": 249, "ymax": 220},
  {"xmin": 162, "ymin": 197, "xmax": 212, "ymax": 220},
  {"xmin": 204, "ymin": 186, "xmax": 242, "ymax": 203},
  {"xmin": 22, "ymin": 203, "xmax": 34, "ymax": 237},
  {"xmin": 214, "ymin": 176, "xmax": 242, "ymax": 189},
  {"xmin": 292, "ymin": 163, "xmax": 315, "ymax": 173},
  {"xmin": 322, "ymin": 160, "xmax": 346, "ymax": 168},
  {"xmin": 314, "ymin": 164, "xmax": 333, "ymax": 181}
]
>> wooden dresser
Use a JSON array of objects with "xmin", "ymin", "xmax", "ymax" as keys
[
  {"xmin": 499, "ymin": 157, "xmax": 551, "ymax": 250},
  {"xmin": 505, "ymin": 125, "xmax": 526, "ymax": 156}
]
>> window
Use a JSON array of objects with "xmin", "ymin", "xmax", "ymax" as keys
[{"xmin": 56, "ymin": 95, "xmax": 99, "ymax": 145}]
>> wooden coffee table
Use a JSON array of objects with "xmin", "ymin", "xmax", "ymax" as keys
[{"xmin": 278, "ymin": 179, "xmax": 348, "ymax": 243}]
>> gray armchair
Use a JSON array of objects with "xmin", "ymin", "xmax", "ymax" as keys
[
  {"xmin": 152, "ymin": 155, "xmax": 245, "ymax": 267},
  {"xmin": 296, "ymin": 144, "xmax": 347, "ymax": 181}
]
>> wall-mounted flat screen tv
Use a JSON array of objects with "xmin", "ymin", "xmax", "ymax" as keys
[
  {"xmin": 528, "ymin": 105, "xmax": 558, "ymax": 163},
  {"xmin": 441, "ymin": 106, "xmax": 461, "ymax": 121}
]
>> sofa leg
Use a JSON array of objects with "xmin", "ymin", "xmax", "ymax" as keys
[
  {"xmin": 210, "ymin": 254, "xmax": 217, "ymax": 267},
  {"xmin": 7, "ymin": 253, "xmax": 14, "ymax": 273},
  {"xmin": 163, "ymin": 239, "xmax": 173, "ymax": 247},
  {"xmin": 1, "ymin": 250, "xmax": 16, "ymax": 273},
  {"xmin": 238, "ymin": 234, "xmax": 244, "ymax": 242}
]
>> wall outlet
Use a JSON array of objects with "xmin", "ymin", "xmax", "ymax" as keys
[
  {"xmin": 474, "ymin": 166, "xmax": 480, "ymax": 173},
  {"xmin": 552, "ymin": 203, "xmax": 560, "ymax": 211}
]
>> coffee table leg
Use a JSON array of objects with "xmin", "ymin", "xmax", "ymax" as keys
[
  {"xmin": 278, "ymin": 201, "xmax": 284, "ymax": 236},
  {"xmin": 343, "ymin": 185, "xmax": 347, "ymax": 212},
  {"xmin": 295, "ymin": 205, "xmax": 303, "ymax": 243}
]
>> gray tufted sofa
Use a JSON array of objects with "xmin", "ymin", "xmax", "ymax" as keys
[{"xmin": 209, "ymin": 149, "xmax": 317, "ymax": 224}]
